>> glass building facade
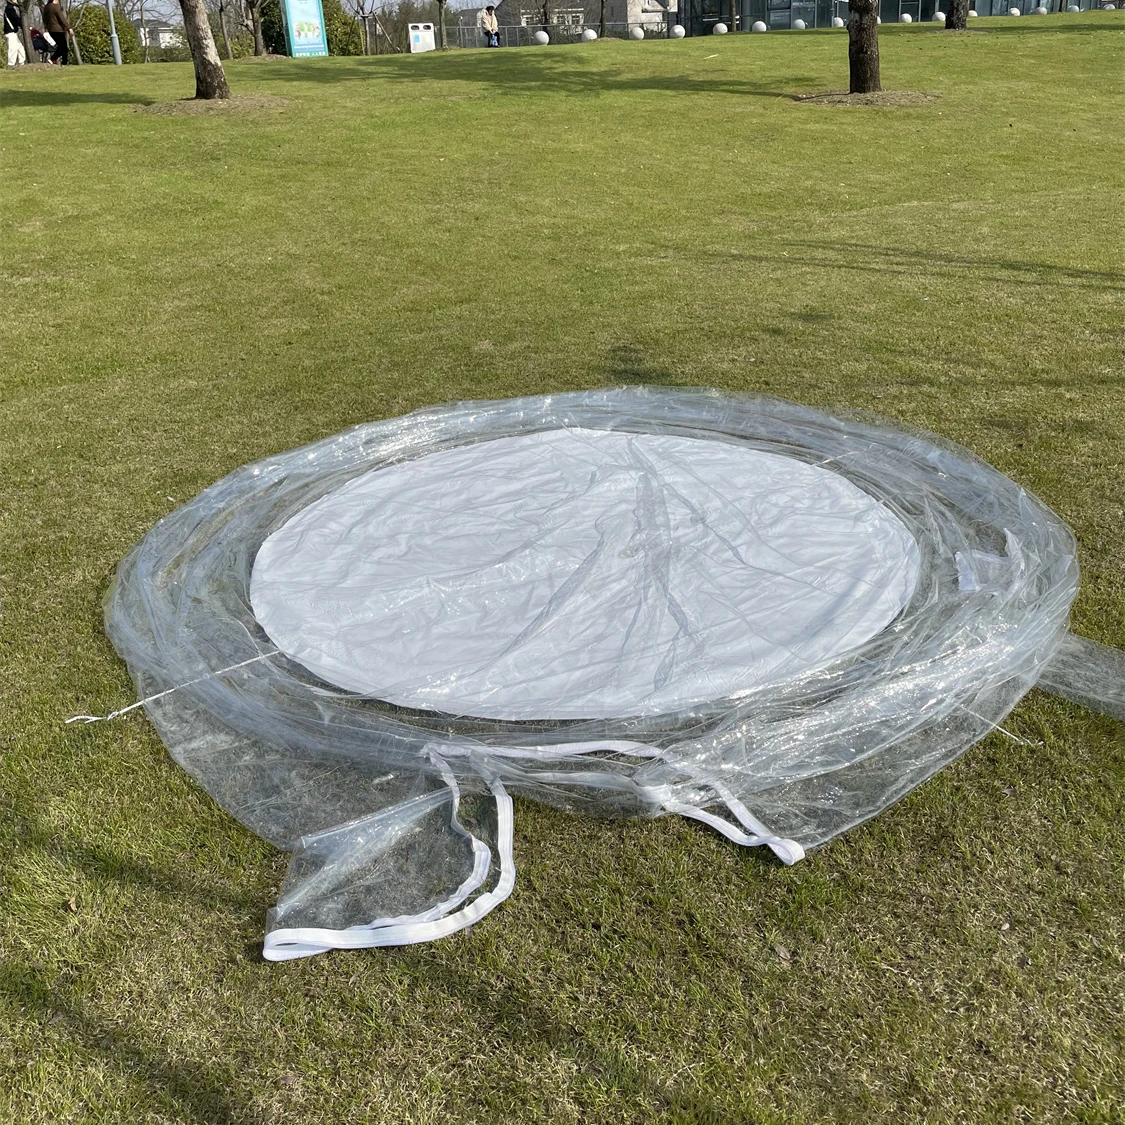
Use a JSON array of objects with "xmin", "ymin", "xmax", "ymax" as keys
[{"xmin": 677, "ymin": 0, "xmax": 1101, "ymax": 34}]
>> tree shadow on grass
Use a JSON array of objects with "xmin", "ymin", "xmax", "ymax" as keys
[
  {"xmin": 1, "ymin": 801, "xmax": 274, "ymax": 1120},
  {"xmin": 603, "ymin": 343, "xmax": 681, "ymax": 385},
  {"xmin": 263, "ymin": 50, "xmax": 817, "ymax": 99},
  {"xmin": 9, "ymin": 799, "xmax": 267, "ymax": 914},
  {"xmin": 0, "ymin": 89, "xmax": 155, "ymax": 108},
  {"xmin": 916, "ymin": 17, "xmax": 1124, "ymax": 36},
  {"xmin": 1, "ymin": 957, "xmax": 264, "ymax": 1125},
  {"xmin": 694, "ymin": 238, "xmax": 1125, "ymax": 290},
  {"xmin": 412, "ymin": 932, "xmax": 738, "ymax": 1120},
  {"xmin": 255, "ymin": 17, "xmax": 1119, "ymax": 96}
]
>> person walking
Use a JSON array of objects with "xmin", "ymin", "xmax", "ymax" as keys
[
  {"xmin": 479, "ymin": 4, "xmax": 499, "ymax": 46},
  {"xmin": 4, "ymin": 0, "xmax": 27, "ymax": 66},
  {"xmin": 41, "ymin": 0, "xmax": 69, "ymax": 63}
]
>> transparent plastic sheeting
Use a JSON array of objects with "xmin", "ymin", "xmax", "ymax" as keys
[{"xmin": 99, "ymin": 388, "xmax": 1121, "ymax": 961}]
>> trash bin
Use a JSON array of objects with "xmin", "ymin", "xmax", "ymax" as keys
[{"xmin": 409, "ymin": 22, "xmax": 436, "ymax": 52}]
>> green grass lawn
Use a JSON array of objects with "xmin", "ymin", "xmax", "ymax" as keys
[{"xmin": 2, "ymin": 14, "xmax": 1124, "ymax": 1123}]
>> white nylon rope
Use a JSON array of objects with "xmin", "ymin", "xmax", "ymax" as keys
[{"xmin": 65, "ymin": 651, "xmax": 281, "ymax": 724}]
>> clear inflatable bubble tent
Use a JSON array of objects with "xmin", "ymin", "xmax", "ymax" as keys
[{"xmin": 96, "ymin": 387, "xmax": 1124, "ymax": 959}]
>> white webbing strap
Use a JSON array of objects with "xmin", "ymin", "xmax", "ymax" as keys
[
  {"xmin": 664, "ymin": 787, "xmax": 805, "ymax": 865},
  {"xmin": 262, "ymin": 767, "xmax": 516, "ymax": 961},
  {"xmin": 71, "ymin": 687, "xmax": 801, "ymax": 956},
  {"xmin": 440, "ymin": 738, "xmax": 806, "ymax": 866}
]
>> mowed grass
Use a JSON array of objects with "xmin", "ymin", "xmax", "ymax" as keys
[{"xmin": 2, "ymin": 15, "xmax": 1124, "ymax": 1123}]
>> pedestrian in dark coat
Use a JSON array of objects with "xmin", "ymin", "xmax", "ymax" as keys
[{"xmin": 42, "ymin": 0, "xmax": 69, "ymax": 63}]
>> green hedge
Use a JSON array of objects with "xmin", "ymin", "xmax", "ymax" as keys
[
  {"xmin": 71, "ymin": 4, "xmax": 141, "ymax": 63},
  {"xmin": 324, "ymin": 0, "xmax": 362, "ymax": 54},
  {"xmin": 260, "ymin": 0, "xmax": 287, "ymax": 54}
]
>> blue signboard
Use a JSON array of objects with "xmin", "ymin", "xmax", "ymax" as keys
[{"xmin": 281, "ymin": 0, "xmax": 329, "ymax": 57}]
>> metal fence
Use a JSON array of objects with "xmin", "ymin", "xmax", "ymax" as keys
[{"xmin": 454, "ymin": 20, "xmax": 674, "ymax": 48}]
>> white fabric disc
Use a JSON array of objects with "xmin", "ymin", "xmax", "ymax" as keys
[{"xmin": 251, "ymin": 428, "xmax": 920, "ymax": 719}]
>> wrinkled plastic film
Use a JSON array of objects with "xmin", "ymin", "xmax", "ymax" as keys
[
  {"xmin": 1039, "ymin": 633, "xmax": 1125, "ymax": 722},
  {"xmin": 100, "ymin": 388, "xmax": 1113, "ymax": 959}
]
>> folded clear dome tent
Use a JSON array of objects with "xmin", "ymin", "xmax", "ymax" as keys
[{"xmin": 93, "ymin": 387, "xmax": 1124, "ymax": 960}]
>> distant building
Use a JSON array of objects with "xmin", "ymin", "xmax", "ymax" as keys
[
  {"xmin": 679, "ymin": 0, "xmax": 1090, "ymax": 33},
  {"xmin": 133, "ymin": 20, "xmax": 183, "ymax": 49},
  {"xmin": 624, "ymin": 0, "xmax": 678, "ymax": 27},
  {"xmin": 491, "ymin": 0, "xmax": 586, "ymax": 24},
  {"xmin": 465, "ymin": 0, "xmax": 1092, "ymax": 39}
]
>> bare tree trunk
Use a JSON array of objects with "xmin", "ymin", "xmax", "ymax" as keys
[
  {"xmin": 361, "ymin": 12, "xmax": 369, "ymax": 52},
  {"xmin": 373, "ymin": 11, "xmax": 399, "ymax": 50},
  {"xmin": 436, "ymin": 0, "xmax": 446, "ymax": 45},
  {"xmin": 218, "ymin": 0, "xmax": 234, "ymax": 57},
  {"xmin": 599, "ymin": 0, "xmax": 605, "ymax": 35},
  {"xmin": 18, "ymin": 0, "xmax": 35, "ymax": 59},
  {"xmin": 64, "ymin": 0, "xmax": 83, "ymax": 60},
  {"xmin": 541, "ymin": 0, "xmax": 549, "ymax": 29},
  {"xmin": 140, "ymin": 0, "xmax": 149, "ymax": 60},
  {"xmin": 946, "ymin": 0, "xmax": 968, "ymax": 28},
  {"xmin": 248, "ymin": 0, "xmax": 265, "ymax": 53},
  {"xmin": 729, "ymin": 0, "xmax": 736, "ymax": 30},
  {"xmin": 847, "ymin": 0, "xmax": 880, "ymax": 93},
  {"xmin": 180, "ymin": 0, "xmax": 230, "ymax": 98}
]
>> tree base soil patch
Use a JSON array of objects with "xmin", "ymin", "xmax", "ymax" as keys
[
  {"xmin": 133, "ymin": 94, "xmax": 292, "ymax": 115},
  {"xmin": 794, "ymin": 90, "xmax": 940, "ymax": 106},
  {"xmin": 7, "ymin": 62, "xmax": 71, "ymax": 73}
]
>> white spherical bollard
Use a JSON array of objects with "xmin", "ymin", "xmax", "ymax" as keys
[
  {"xmin": 1066, "ymin": 3, "xmax": 1079, "ymax": 8},
  {"xmin": 713, "ymin": 21, "xmax": 728, "ymax": 32},
  {"xmin": 832, "ymin": 15, "xmax": 845, "ymax": 24},
  {"xmin": 671, "ymin": 22, "xmax": 686, "ymax": 35},
  {"xmin": 1034, "ymin": 4, "xmax": 1047, "ymax": 10},
  {"xmin": 877, "ymin": 15, "xmax": 882, "ymax": 21},
  {"xmin": 533, "ymin": 28, "xmax": 549, "ymax": 42},
  {"xmin": 968, "ymin": 7, "xmax": 978, "ymax": 14},
  {"xmin": 1103, "ymin": 3, "xmax": 1116, "ymax": 8},
  {"xmin": 629, "ymin": 25, "xmax": 644, "ymax": 37},
  {"xmin": 793, "ymin": 17, "xmax": 806, "ymax": 26},
  {"xmin": 1008, "ymin": 6, "xmax": 1020, "ymax": 13},
  {"xmin": 581, "ymin": 27, "xmax": 597, "ymax": 39},
  {"xmin": 934, "ymin": 9, "xmax": 946, "ymax": 19},
  {"xmin": 900, "ymin": 12, "xmax": 912, "ymax": 21},
  {"xmin": 752, "ymin": 19, "xmax": 768, "ymax": 29}
]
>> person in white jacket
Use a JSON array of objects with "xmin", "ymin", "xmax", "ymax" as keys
[
  {"xmin": 4, "ymin": 0, "xmax": 27, "ymax": 67},
  {"xmin": 479, "ymin": 4, "xmax": 499, "ymax": 46}
]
